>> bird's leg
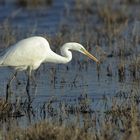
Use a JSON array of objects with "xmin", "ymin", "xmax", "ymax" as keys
[
  {"xmin": 30, "ymin": 71, "xmax": 37, "ymax": 87},
  {"xmin": 6, "ymin": 71, "xmax": 17, "ymax": 102},
  {"xmin": 26, "ymin": 67, "xmax": 32, "ymax": 103}
]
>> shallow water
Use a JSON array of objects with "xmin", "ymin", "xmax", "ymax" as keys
[{"xmin": 0, "ymin": 0, "xmax": 140, "ymax": 128}]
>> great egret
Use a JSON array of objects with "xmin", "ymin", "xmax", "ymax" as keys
[{"xmin": 0, "ymin": 36, "xmax": 99, "ymax": 101}]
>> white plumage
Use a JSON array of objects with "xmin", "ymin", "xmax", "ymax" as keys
[
  {"xmin": 0, "ymin": 36, "xmax": 99, "ymax": 72},
  {"xmin": 1, "ymin": 36, "xmax": 99, "ymax": 102}
]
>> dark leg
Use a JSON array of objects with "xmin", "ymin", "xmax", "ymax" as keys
[
  {"xmin": 6, "ymin": 71, "xmax": 17, "ymax": 102},
  {"xmin": 30, "ymin": 71, "xmax": 37, "ymax": 87},
  {"xmin": 26, "ymin": 67, "xmax": 32, "ymax": 103}
]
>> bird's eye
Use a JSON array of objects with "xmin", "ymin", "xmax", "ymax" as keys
[
  {"xmin": 80, "ymin": 48, "xmax": 86, "ymax": 54},
  {"xmin": 80, "ymin": 47, "xmax": 85, "ymax": 51}
]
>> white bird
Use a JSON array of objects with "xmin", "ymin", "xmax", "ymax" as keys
[{"xmin": 0, "ymin": 36, "xmax": 99, "ymax": 101}]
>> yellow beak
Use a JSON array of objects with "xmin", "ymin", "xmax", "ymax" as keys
[{"xmin": 83, "ymin": 49, "xmax": 99, "ymax": 63}]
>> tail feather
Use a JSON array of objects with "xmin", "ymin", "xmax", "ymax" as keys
[
  {"xmin": 0, "ymin": 58, "xmax": 3, "ymax": 65},
  {"xmin": 0, "ymin": 47, "xmax": 9, "ymax": 66}
]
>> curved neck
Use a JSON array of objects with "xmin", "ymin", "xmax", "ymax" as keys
[{"xmin": 45, "ymin": 46, "xmax": 72, "ymax": 64}]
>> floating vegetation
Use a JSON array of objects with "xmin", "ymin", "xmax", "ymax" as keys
[
  {"xmin": 1, "ymin": 91, "xmax": 140, "ymax": 140},
  {"xmin": 0, "ymin": 98, "xmax": 36, "ymax": 122}
]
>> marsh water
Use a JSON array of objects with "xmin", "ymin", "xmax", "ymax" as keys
[{"xmin": 0, "ymin": 0, "xmax": 140, "ymax": 128}]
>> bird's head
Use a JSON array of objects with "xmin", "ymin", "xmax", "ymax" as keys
[{"xmin": 70, "ymin": 42, "xmax": 99, "ymax": 64}]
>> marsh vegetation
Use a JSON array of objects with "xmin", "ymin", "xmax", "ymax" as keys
[{"xmin": 0, "ymin": 0, "xmax": 140, "ymax": 139}]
